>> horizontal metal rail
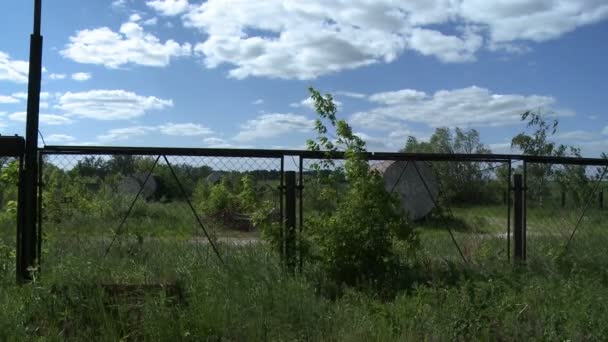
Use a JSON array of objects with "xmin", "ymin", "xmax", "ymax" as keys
[{"xmin": 40, "ymin": 145, "xmax": 608, "ymax": 166}]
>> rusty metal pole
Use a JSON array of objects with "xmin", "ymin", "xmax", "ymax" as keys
[{"xmin": 17, "ymin": 0, "xmax": 43, "ymax": 282}]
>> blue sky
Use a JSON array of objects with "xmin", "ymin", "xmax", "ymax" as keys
[{"xmin": 0, "ymin": 0, "xmax": 607, "ymax": 157}]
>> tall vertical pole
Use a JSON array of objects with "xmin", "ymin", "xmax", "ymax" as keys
[
  {"xmin": 513, "ymin": 174, "xmax": 525, "ymax": 262},
  {"xmin": 279, "ymin": 156, "xmax": 284, "ymax": 260},
  {"xmin": 522, "ymin": 161, "xmax": 528, "ymax": 260},
  {"xmin": 17, "ymin": 0, "xmax": 43, "ymax": 282},
  {"xmin": 506, "ymin": 160, "xmax": 511, "ymax": 261},
  {"xmin": 298, "ymin": 156, "xmax": 304, "ymax": 273},
  {"xmin": 284, "ymin": 171, "xmax": 297, "ymax": 273}
]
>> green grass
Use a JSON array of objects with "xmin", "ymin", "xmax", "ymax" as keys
[
  {"xmin": 2, "ymin": 203, "xmax": 608, "ymax": 340},
  {"xmin": 2, "ymin": 237, "xmax": 608, "ymax": 341}
]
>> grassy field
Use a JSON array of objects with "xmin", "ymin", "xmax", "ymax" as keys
[{"xmin": 1, "ymin": 198, "xmax": 608, "ymax": 340}]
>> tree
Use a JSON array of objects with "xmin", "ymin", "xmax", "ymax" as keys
[
  {"xmin": 300, "ymin": 87, "xmax": 416, "ymax": 290},
  {"xmin": 403, "ymin": 127, "xmax": 495, "ymax": 204},
  {"xmin": 72, "ymin": 156, "xmax": 109, "ymax": 179},
  {"xmin": 511, "ymin": 110, "xmax": 586, "ymax": 206}
]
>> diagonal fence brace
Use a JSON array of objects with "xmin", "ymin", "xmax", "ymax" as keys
[
  {"xmin": 413, "ymin": 161, "xmax": 468, "ymax": 264},
  {"xmin": 564, "ymin": 165, "xmax": 608, "ymax": 251},
  {"xmin": 162, "ymin": 155, "xmax": 223, "ymax": 265},
  {"xmin": 104, "ymin": 155, "xmax": 161, "ymax": 257}
]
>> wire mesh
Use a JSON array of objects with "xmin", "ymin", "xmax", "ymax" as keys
[
  {"xmin": 300, "ymin": 157, "xmax": 510, "ymax": 265},
  {"xmin": 39, "ymin": 153, "xmax": 282, "ymax": 282},
  {"xmin": 524, "ymin": 162, "xmax": 608, "ymax": 267},
  {"xmin": 33, "ymin": 148, "xmax": 608, "ymax": 279}
]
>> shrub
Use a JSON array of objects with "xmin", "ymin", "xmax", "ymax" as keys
[{"xmin": 300, "ymin": 87, "xmax": 417, "ymax": 290}]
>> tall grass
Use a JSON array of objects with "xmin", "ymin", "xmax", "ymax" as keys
[
  {"xmin": 2, "ymin": 234, "xmax": 608, "ymax": 340},
  {"xmin": 2, "ymin": 201, "xmax": 608, "ymax": 340}
]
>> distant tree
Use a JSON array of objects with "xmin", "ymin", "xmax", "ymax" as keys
[
  {"xmin": 511, "ymin": 110, "xmax": 586, "ymax": 206},
  {"xmin": 72, "ymin": 156, "xmax": 109, "ymax": 179},
  {"xmin": 403, "ymin": 127, "xmax": 494, "ymax": 204},
  {"xmin": 108, "ymin": 155, "xmax": 137, "ymax": 176}
]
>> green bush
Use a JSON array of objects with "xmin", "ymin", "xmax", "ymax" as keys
[{"xmin": 299, "ymin": 87, "xmax": 417, "ymax": 290}]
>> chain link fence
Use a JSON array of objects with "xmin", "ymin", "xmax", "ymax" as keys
[
  {"xmin": 301, "ymin": 157, "xmax": 512, "ymax": 266},
  {"xmin": 525, "ymin": 162, "xmax": 608, "ymax": 268},
  {"xmin": 39, "ymin": 151, "xmax": 283, "ymax": 281},
  {"xmin": 29, "ymin": 146, "xmax": 608, "ymax": 281}
]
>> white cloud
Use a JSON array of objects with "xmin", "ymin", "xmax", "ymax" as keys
[
  {"xmin": 0, "ymin": 95, "xmax": 19, "ymax": 104},
  {"xmin": 129, "ymin": 13, "xmax": 142, "ymax": 22},
  {"xmin": 203, "ymin": 137, "xmax": 232, "ymax": 147},
  {"xmin": 487, "ymin": 41, "xmax": 531, "ymax": 54},
  {"xmin": 158, "ymin": 122, "xmax": 213, "ymax": 136},
  {"xmin": 570, "ymin": 139, "xmax": 608, "ymax": 158},
  {"xmin": 181, "ymin": 1, "xmax": 608, "ymax": 80},
  {"xmin": 369, "ymin": 89, "xmax": 427, "ymax": 106},
  {"xmin": 290, "ymin": 97, "xmax": 342, "ymax": 110},
  {"xmin": 335, "ymin": 91, "xmax": 366, "ymax": 99},
  {"xmin": 10, "ymin": 92, "xmax": 27, "ymax": 100},
  {"xmin": 603, "ymin": 126, "xmax": 608, "ymax": 136},
  {"xmin": 49, "ymin": 73, "xmax": 67, "ymax": 80},
  {"xmin": 356, "ymin": 130, "xmax": 417, "ymax": 152},
  {"xmin": 46, "ymin": 134, "xmax": 76, "ymax": 144},
  {"xmin": 488, "ymin": 142, "xmax": 512, "ymax": 154},
  {"xmin": 71, "ymin": 72, "xmax": 92, "ymax": 81},
  {"xmin": 10, "ymin": 92, "xmax": 51, "ymax": 101},
  {"xmin": 252, "ymin": 99, "xmax": 264, "ymax": 105},
  {"xmin": 234, "ymin": 113, "xmax": 314, "ymax": 141},
  {"xmin": 57, "ymin": 89, "xmax": 172, "ymax": 120},
  {"xmin": 0, "ymin": 51, "xmax": 29, "ymax": 83},
  {"xmin": 459, "ymin": 1, "xmax": 608, "ymax": 43},
  {"xmin": 143, "ymin": 17, "xmax": 158, "ymax": 26},
  {"xmin": 61, "ymin": 22, "xmax": 191, "ymax": 68},
  {"xmin": 98, "ymin": 126, "xmax": 155, "ymax": 143},
  {"xmin": 408, "ymin": 27, "xmax": 483, "ymax": 63},
  {"xmin": 146, "ymin": 0, "xmax": 189, "ymax": 16},
  {"xmin": 352, "ymin": 86, "xmax": 565, "ymax": 130},
  {"xmin": 554, "ymin": 130, "xmax": 600, "ymax": 142},
  {"xmin": 8, "ymin": 112, "xmax": 74, "ymax": 126},
  {"xmin": 97, "ymin": 122, "xmax": 213, "ymax": 143},
  {"xmin": 112, "ymin": 0, "xmax": 128, "ymax": 9}
]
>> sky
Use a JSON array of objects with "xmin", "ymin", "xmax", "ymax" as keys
[{"xmin": 0, "ymin": 0, "xmax": 607, "ymax": 157}]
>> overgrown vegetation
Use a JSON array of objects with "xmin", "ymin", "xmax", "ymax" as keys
[
  {"xmin": 0, "ymin": 92, "xmax": 607, "ymax": 340},
  {"xmin": 301, "ymin": 87, "xmax": 417, "ymax": 292}
]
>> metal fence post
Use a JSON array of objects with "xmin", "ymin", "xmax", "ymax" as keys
[
  {"xmin": 279, "ymin": 156, "xmax": 284, "ymax": 260},
  {"xmin": 513, "ymin": 174, "xmax": 526, "ymax": 262},
  {"xmin": 18, "ymin": 0, "xmax": 44, "ymax": 283},
  {"xmin": 284, "ymin": 171, "xmax": 297, "ymax": 272},
  {"xmin": 298, "ymin": 156, "xmax": 304, "ymax": 273},
  {"xmin": 506, "ymin": 160, "xmax": 512, "ymax": 261}
]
